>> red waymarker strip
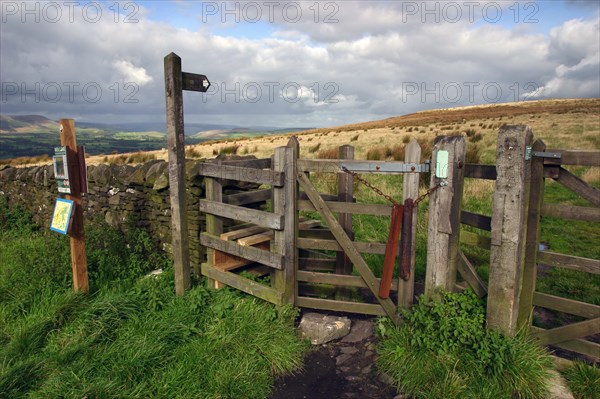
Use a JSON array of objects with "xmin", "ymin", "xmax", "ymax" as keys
[
  {"xmin": 399, "ymin": 198, "xmax": 414, "ymax": 281},
  {"xmin": 379, "ymin": 204, "xmax": 403, "ymax": 299}
]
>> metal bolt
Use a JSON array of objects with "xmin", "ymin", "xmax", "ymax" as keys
[
  {"xmin": 458, "ymin": 161, "xmax": 464, "ymax": 168},
  {"xmin": 411, "ymin": 165, "xmax": 415, "ymax": 172}
]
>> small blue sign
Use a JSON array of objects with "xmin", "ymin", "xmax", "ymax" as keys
[{"xmin": 50, "ymin": 198, "xmax": 75, "ymax": 235}]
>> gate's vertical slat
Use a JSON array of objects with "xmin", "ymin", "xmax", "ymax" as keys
[
  {"xmin": 205, "ymin": 160, "xmax": 223, "ymax": 289},
  {"xmin": 336, "ymin": 145, "xmax": 355, "ymax": 276},
  {"xmin": 425, "ymin": 136, "xmax": 466, "ymax": 296},
  {"xmin": 517, "ymin": 139, "xmax": 546, "ymax": 331},
  {"xmin": 272, "ymin": 138, "xmax": 299, "ymax": 305},
  {"xmin": 398, "ymin": 138, "xmax": 421, "ymax": 309},
  {"xmin": 487, "ymin": 125, "xmax": 533, "ymax": 336}
]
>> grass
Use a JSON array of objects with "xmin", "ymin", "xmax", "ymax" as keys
[
  {"xmin": 0, "ymin": 201, "xmax": 307, "ymax": 398},
  {"xmin": 562, "ymin": 361, "xmax": 600, "ymax": 399}
]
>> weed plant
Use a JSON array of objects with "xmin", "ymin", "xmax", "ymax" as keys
[{"xmin": 377, "ymin": 290, "xmax": 553, "ymax": 399}]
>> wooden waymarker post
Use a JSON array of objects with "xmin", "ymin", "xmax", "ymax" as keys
[
  {"xmin": 164, "ymin": 52, "xmax": 211, "ymax": 296},
  {"xmin": 59, "ymin": 119, "xmax": 88, "ymax": 293}
]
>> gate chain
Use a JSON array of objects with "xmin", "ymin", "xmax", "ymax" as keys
[{"xmin": 341, "ymin": 166, "xmax": 441, "ymax": 207}]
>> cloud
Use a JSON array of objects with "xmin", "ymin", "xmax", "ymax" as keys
[{"xmin": 0, "ymin": 1, "xmax": 598, "ymax": 127}]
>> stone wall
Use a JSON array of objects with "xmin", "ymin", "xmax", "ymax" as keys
[{"xmin": 0, "ymin": 160, "xmax": 207, "ymax": 268}]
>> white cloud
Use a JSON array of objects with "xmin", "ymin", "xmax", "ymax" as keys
[{"xmin": 112, "ymin": 60, "xmax": 153, "ymax": 85}]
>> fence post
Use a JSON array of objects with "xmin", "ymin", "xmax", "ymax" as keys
[
  {"xmin": 425, "ymin": 135, "xmax": 465, "ymax": 296},
  {"xmin": 487, "ymin": 125, "xmax": 533, "ymax": 336},
  {"xmin": 398, "ymin": 138, "xmax": 421, "ymax": 308},
  {"xmin": 336, "ymin": 145, "xmax": 354, "ymax": 276},
  {"xmin": 164, "ymin": 53, "xmax": 190, "ymax": 295},
  {"xmin": 205, "ymin": 160, "xmax": 223, "ymax": 289},
  {"xmin": 272, "ymin": 137, "xmax": 299, "ymax": 305},
  {"xmin": 517, "ymin": 139, "xmax": 546, "ymax": 331}
]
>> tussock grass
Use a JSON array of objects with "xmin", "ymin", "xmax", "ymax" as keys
[{"xmin": 562, "ymin": 361, "xmax": 600, "ymax": 399}]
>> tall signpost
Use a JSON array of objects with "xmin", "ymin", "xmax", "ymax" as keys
[{"xmin": 164, "ymin": 52, "xmax": 210, "ymax": 295}]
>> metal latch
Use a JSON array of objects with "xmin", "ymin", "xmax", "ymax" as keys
[{"xmin": 525, "ymin": 147, "xmax": 561, "ymax": 161}]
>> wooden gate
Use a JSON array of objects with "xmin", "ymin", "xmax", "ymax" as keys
[{"xmin": 198, "ymin": 137, "xmax": 428, "ymax": 325}]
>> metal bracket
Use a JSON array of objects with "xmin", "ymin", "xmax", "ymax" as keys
[
  {"xmin": 533, "ymin": 151, "xmax": 561, "ymax": 159},
  {"xmin": 340, "ymin": 162, "xmax": 430, "ymax": 173},
  {"xmin": 525, "ymin": 146, "xmax": 532, "ymax": 161}
]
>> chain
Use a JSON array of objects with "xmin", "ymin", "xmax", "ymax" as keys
[{"xmin": 341, "ymin": 166, "xmax": 441, "ymax": 207}]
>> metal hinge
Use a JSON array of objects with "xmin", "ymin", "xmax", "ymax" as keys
[
  {"xmin": 525, "ymin": 147, "xmax": 561, "ymax": 161},
  {"xmin": 340, "ymin": 162, "xmax": 430, "ymax": 173}
]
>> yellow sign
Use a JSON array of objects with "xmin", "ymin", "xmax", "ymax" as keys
[{"xmin": 50, "ymin": 198, "xmax": 74, "ymax": 235}]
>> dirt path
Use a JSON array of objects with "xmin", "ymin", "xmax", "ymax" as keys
[{"xmin": 270, "ymin": 317, "xmax": 400, "ymax": 399}]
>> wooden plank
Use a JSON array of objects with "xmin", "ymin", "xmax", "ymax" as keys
[
  {"xmin": 164, "ymin": 53, "xmax": 190, "ymax": 296},
  {"xmin": 59, "ymin": 119, "xmax": 88, "ymax": 293},
  {"xmin": 237, "ymin": 232, "xmax": 273, "ymax": 246},
  {"xmin": 196, "ymin": 162, "xmax": 284, "ymax": 187},
  {"xmin": 299, "ymin": 229, "xmax": 335, "ymax": 240},
  {"xmin": 545, "ymin": 150, "xmax": 600, "ymax": 166},
  {"xmin": 531, "ymin": 326, "xmax": 600, "ymax": 359},
  {"xmin": 541, "ymin": 203, "xmax": 600, "ymax": 222},
  {"xmin": 297, "ymin": 237, "xmax": 394, "ymax": 255},
  {"xmin": 337, "ymin": 145, "xmax": 354, "ymax": 276},
  {"xmin": 533, "ymin": 292, "xmax": 600, "ymax": 319},
  {"xmin": 297, "ymin": 270, "xmax": 398, "ymax": 291},
  {"xmin": 296, "ymin": 296, "xmax": 387, "ymax": 316},
  {"xmin": 298, "ymin": 192, "xmax": 347, "ymax": 202},
  {"xmin": 299, "ymin": 257, "xmax": 336, "ymax": 272},
  {"xmin": 201, "ymin": 263, "xmax": 283, "ymax": 306},
  {"xmin": 220, "ymin": 224, "xmax": 268, "ymax": 241},
  {"xmin": 554, "ymin": 167, "xmax": 600, "ymax": 207},
  {"xmin": 201, "ymin": 233, "xmax": 283, "ymax": 270},
  {"xmin": 298, "ymin": 159, "xmax": 409, "ymax": 174},
  {"xmin": 487, "ymin": 125, "xmax": 533, "ymax": 336},
  {"xmin": 532, "ymin": 318, "xmax": 600, "ymax": 346},
  {"xmin": 518, "ymin": 139, "xmax": 546, "ymax": 331},
  {"xmin": 205, "ymin": 170, "xmax": 223, "ymax": 288},
  {"xmin": 212, "ymin": 241, "xmax": 270, "ymax": 271},
  {"xmin": 298, "ymin": 200, "xmax": 392, "ymax": 216},
  {"xmin": 460, "ymin": 210, "xmax": 491, "ymax": 231},
  {"xmin": 199, "ymin": 200, "xmax": 284, "ymax": 230},
  {"xmin": 464, "ymin": 164, "xmax": 497, "ymax": 180},
  {"xmin": 459, "ymin": 230, "xmax": 492, "ymax": 250},
  {"xmin": 426, "ymin": 135, "xmax": 466, "ymax": 296},
  {"xmin": 398, "ymin": 138, "xmax": 421, "ymax": 309},
  {"xmin": 244, "ymin": 265, "xmax": 272, "ymax": 277},
  {"xmin": 538, "ymin": 251, "xmax": 600, "ymax": 274},
  {"xmin": 223, "ymin": 188, "xmax": 271, "ymax": 206},
  {"xmin": 220, "ymin": 158, "xmax": 271, "ymax": 169},
  {"xmin": 456, "ymin": 250, "xmax": 487, "ymax": 298},
  {"xmin": 297, "ymin": 172, "xmax": 401, "ymax": 325},
  {"xmin": 299, "ymin": 220, "xmax": 322, "ymax": 229},
  {"xmin": 272, "ymin": 139, "xmax": 299, "ymax": 305}
]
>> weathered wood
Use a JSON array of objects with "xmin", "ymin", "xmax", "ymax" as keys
[
  {"xmin": 487, "ymin": 125, "xmax": 533, "ymax": 336},
  {"xmin": 541, "ymin": 203, "xmax": 600, "ymax": 222},
  {"xmin": 518, "ymin": 139, "xmax": 546, "ymax": 330},
  {"xmin": 297, "ymin": 270, "xmax": 398, "ymax": 291},
  {"xmin": 538, "ymin": 251, "xmax": 600, "ymax": 274},
  {"xmin": 297, "ymin": 237, "xmax": 397, "ymax": 255},
  {"xmin": 298, "ymin": 200, "xmax": 392, "ymax": 216},
  {"xmin": 532, "ymin": 317, "xmax": 600, "ymax": 346},
  {"xmin": 554, "ymin": 167, "xmax": 600, "ymax": 207},
  {"xmin": 544, "ymin": 166, "xmax": 560, "ymax": 179},
  {"xmin": 460, "ymin": 211, "xmax": 491, "ymax": 231},
  {"xmin": 164, "ymin": 53, "xmax": 190, "ymax": 295},
  {"xmin": 456, "ymin": 250, "xmax": 488, "ymax": 298},
  {"xmin": 298, "ymin": 159, "xmax": 411, "ymax": 174},
  {"xmin": 237, "ymin": 232, "xmax": 273, "ymax": 246},
  {"xmin": 459, "ymin": 230, "xmax": 492, "ymax": 250},
  {"xmin": 533, "ymin": 292, "xmax": 600, "ymax": 319},
  {"xmin": 195, "ymin": 163, "xmax": 284, "ymax": 187},
  {"xmin": 199, "ymin": 200, "xmax": 284, "ymax": 230},
  {"xmin": 220, "ymin": 157, "xmax": 271, "ymax": 169},
  {"xmin": 271, "ymin": 138, "xmax": 299, "ymax": 305},
  {"xmin": 212, "ymin": 241, "xmax": 270, "ymax": 271},
  {"xmin": 296, "ymin": 296, "xmax": 387, "ymax": 316},
  {"xmin": 223, "ymin": 189, "xmax": 271, "ymax": 206},
  {"xmin": 545, "ymin": 150, "xmax": 600, "ymax": 166},
  {"xmin": 299, "ymin": 229, "xmax": 335, "ymax": 240},
  {"xmin": 220, "ymin": 224, "xmax": 268, "ymax": 241},
  {"xmin": 337, "ymin": 145, "xmax": 355, "ymax": 276},
  {"xmin": 299, "ymin": 257, "xmax": 336, "ymax": 272},
  {"xmin": 463, "ymin": 164, "xmax": 497, "ymax": 180},
  {"xmin": 297, "ymin": 172, "xmax": 401, "ymax": 325},
  {"xmin": 398, "ymin": 138, "xmax": 421, "ymax": 309},
  {"xmin": 201, "ymin": 263, "xmax": 283, "ymax": 306},
  {"xmin": 59, "ymin": 119, "xmax": 88, "ymax": 293},
  {"xmin": 298, "ymin": 192, "xmax": 344, "ymax": 202},
  {"xmin": 425, "ymin": 135, "xmax": 466, "ymax": 296},
  {"xmin": 530, "ymin": 326, "xmax": 600, "ymax": 359},
  {"xmin": 201, "ymin": 233, "xmax": 283, "ymax": 270},
  {"xmin": 205, "ymin": 172, "xmax": 223, "ymax": 289},
  {"xmin": 299, "ymin": 220, "xmax": 322, "ymax": 229}
]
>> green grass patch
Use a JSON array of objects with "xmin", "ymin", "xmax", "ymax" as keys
[
  {"xmin": 562, "ymin": 361, "xmax": 600, "ymax": 399},
  {"xmin": 377, "ymin": 290, "xmax": 554, "ymax": 399}
]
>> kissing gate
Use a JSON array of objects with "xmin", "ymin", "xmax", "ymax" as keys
[{"xmin": 192, "ymin": 137, "xmax": 458, "ymax": 326}]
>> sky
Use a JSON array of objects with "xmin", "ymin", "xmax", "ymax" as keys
[{"xmin": 1, "ymin": 0, "xmax": 599, "ymax": 128}]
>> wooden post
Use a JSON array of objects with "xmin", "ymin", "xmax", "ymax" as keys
[
  {"xmin": 425, "ymin": 135, "xmax": 466, "ymax": 296},
  {"xmin": 59, "ymin": 119, "xmax": 88, "ymax": 293},
  {"xmin": 398, "ymin": 138, "xmax": 421, "ymax": 308},
  {"xmin": 517, "ymin": 139, "xmax": 546, "ymax": 331},
  {"xmin": 272, "ymin": 138, "xmax": 299, "ymax": 305},
  {"xmin": 205, "ymin": 165, "xmax": 223, "ymax": 289},
  {"xmin": 164, "ymin": 52, "xmax": 190, "ymax": 295},
  {"xmin": 487, "ymin": 125, "xmax": 533, "ymax": 336},
  {"xmin": 336, "ymin": 145, "xmax": 354, "ymax": 276}
]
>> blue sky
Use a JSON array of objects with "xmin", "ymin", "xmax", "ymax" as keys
[{"xmin": 1, "ymin": 0, "xmax": 599, "ymax": 127}]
